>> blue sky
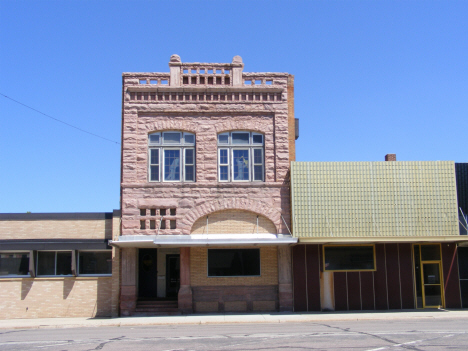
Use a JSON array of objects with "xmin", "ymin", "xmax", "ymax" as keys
[{"xmin": 1, "ymin": 1, "xmax": 467, "ymax": 213}]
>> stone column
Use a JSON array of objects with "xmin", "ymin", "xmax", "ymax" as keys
[
  {"xmin": 278, "ymin": 245, "xmax": 293, "ymax": 311},
  {"xmin": 178, "ymin": 247, "xmax": 193, "ymax": 313},
  {"xmin": 232, "ymin": 55, "xmax": 244, "ymax": 86},
  {"xmin": 120, "ymin": 247, "xmax": 137, "ymax": 316},
  {"xmin": 169, "ymin": 54, "xmax": 181, "ymax": 86}
]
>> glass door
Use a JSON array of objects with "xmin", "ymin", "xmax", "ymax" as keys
[
  {"xmin": 422, "ymin": 263, "xmax": 443, "ymax": 307},
  {"xmin": 413, "ymin": 244, "xmax": 444, "ymax": 308}
]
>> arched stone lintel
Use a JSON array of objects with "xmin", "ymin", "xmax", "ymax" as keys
[
  {"xmin": 145, "ymin": 121, "xmax": 199, "ymax": 135},
  {"xmin": 182, "ymin": 199, "xmax": 281, "ymax": 235},
  {"xmin": 214, "ymin": 121, "xmax": 271, "ymax": 135}
]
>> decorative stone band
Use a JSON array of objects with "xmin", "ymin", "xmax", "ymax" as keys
[{"xmin": 109, "ymin": 234, "xmax": 297, "ymax": 248}]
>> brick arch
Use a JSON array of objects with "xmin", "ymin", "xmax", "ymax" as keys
[
  {"xmin": 182, "ymin": 198, "xmax": 281, "ymax": 235},
  {"xmin": 191, "ymin": 209, "xmax": 277, "ymax": 235},
  {"xmin": 214, "ymin": 120, "xmax": 271, "ymax": 135}
]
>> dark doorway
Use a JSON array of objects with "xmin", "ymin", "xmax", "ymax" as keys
[
  {"xmin": 138, "ymin": 249, "xmax": 158, "ymax": 298},
  {"xmin": 166, "ymin": 254, "xmax": 180, "ymax": 299}
]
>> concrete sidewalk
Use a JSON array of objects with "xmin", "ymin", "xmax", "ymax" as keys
[{"xmin": 1, "ymin": 309, "xmax": 468, "ymax": 330}]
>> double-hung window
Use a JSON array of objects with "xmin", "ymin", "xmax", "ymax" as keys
[
  {"xmin": 148, "ymin": 131, "xmax": 196, "ymax": 182},
  {"xmin": 218, "ymin": 131, "xmax": 264, "ymax": 182}
]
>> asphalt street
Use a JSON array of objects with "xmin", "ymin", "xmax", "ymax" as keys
[{"xmin": 0, "ymin": 318, "xmax": 467, "ymax": 350}]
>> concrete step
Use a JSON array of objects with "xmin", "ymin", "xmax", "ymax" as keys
[
  {"xmin": 135, "ymin": 300, "xmax": 179, "ymax": 316},
  {"xmin": 132, "ymin": 311, "xmax": 182, "ymax": 316}
]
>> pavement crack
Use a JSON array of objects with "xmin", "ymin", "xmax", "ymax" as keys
[
  {"xmin": 86, "ymin": 336, "xmax": 126, "ymax": 351},
  {"xmin": 310, "ymin": 323, "xmax": 424, "ymax": 351}
]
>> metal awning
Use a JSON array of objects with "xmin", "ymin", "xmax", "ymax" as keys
[
  {"xmin": 297, "ymin": 235, "xmax": 468, "ymax": 245},
  {"xmin": 109, "ymin": 234, "xmax": 297, "ymax": 248}
]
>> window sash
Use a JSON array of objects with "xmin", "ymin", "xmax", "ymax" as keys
[
  {"xmin": 163, "ymin": 149, "xmax": 181, "ymax": 181},
  {"xmin": 208, "ymin": 249, "xmax": 261, "ymax": 277},
  {"xmin": 253, "ymin": 148, "xmax": 264, "ymax": 181},
  {"xmin": 78, "ymin": 251, "xmax": 112, "ymax": 276},
  {"xmin": 36, "ymin": 251, "xmax": 72, "ymax": 276},
  {"xmin": 232, "ymin": 148, "xmax": 250, "ymax": 181},
  {"xmin": 149, "ymin": 132, "xmax": 161, "ymax": 145},
  {"xmin": 0, "ymin": 252, "xmax": 30, "ymax": 276},
  {"xmin": 149, "ymin": 132, "xmax": 196, "ymax": 182},
  {"xmin": 231, "ymin": 132, "xmax": 250, "ymax": 145},
  {"xmin": 323, "ymin": 245, "xmax": 376, "ymax": 272},
  {"xmin": 218, "ymin": 148, "xmax": 229, "ymax": 182},
  {"xmin": 149, "ymin": 148, "xmax": 160, "ymax": 181},
  {"xmin": 184, "ymin": 148, "xmax": 195, "ymax": 182},
  {"xmin": 162, "ymin": 131, "xmax": 182, "ymax": 144}
]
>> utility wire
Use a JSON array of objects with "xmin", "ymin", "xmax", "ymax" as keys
[{"xmin": 1, "ymin": 92, "xmax": 120, "ymax": 145}]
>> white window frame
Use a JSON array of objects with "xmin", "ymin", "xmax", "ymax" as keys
[
  {"xmin": 184, "ymin": 148, "xmax": 196, "ymax": 182},
  {"xmin": 148, "ymin": 131, "xmax": 195, "ymax": 183},
  {"xmin": 218, "ymin": 148, "xmax": 230, "ymax": 182},
  {"xmin": 77, "ymin": 250, "xmax": 112, "ymax": 277},
  {"xmin": 252, "ymin": 147, "xmax": 264, "ymax": 181},
  {"xmin": 162, "ymin": 147, "xmax": 182, "ymax": 182},
  {"xmin": 0, "ymin": 251, "xmax": 30, "ymax": 278},
  {"xmin": 149, "ymin": 148, "xmax": 160, "ymax": 182},
  {"xmin": 232, "ymin": 147, "xmax": 251, "ymax": 182},
  {"xmin": 36, "ymin": 250, "xmax": 73, "ymax": 277},
  {"xmin": 217, "ymin": 131, "xmax": 264, "ymax": 182}
]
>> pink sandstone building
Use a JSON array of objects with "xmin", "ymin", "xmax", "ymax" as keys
[{"xmin": 111, "ymin": 55, "xmax": 298, "ymax": 315}]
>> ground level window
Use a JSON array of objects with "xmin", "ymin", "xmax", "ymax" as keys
[
  {"xmin": 36, "ymin": 251, "xmax": 72, "ymax": 276},
  {"xmin": 323, "ymin": 245, "xmax": 375, "ymax": 271},
  {"xmin": 0, "ymin": 252, "xmax": 29, "ymax": 276},
  {"xmin": 78, "ymin": 251, "xmax": 112, "ymax": 275},
  {"xmin": 208, "ymin": 249, "xmax": 260, "ymax": 277}
]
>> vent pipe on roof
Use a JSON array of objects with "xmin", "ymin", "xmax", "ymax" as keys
[{"xmin": 385, "ymin": 154, "xmax": 396, "ymax": 161}]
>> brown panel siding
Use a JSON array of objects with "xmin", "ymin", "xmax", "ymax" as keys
[
  {"xmin": 398, "ymin": 243, "xmax": 415, "ymax": 309},
  {"xmin": 360, "ymin": 272, "xmax": 375, "ymax": 310},
  {"xmin": 292, "ymin": 245, "xmax": 307, "ymax": 311},
  {"xmin": 347, "ymin": 272, "xmax": 361, "ymax": 310},
  {"xmin": 374, "ymin": 244, "xmax": 388, "ymax": 310},
  {"xmin": 385, "ymin": 243, "xmax": 402, "ymax": 309},
  {"xmin": 334, "ymin": 272, "xmax": 348, "ymax": 311},
  {"xmin": 442, "ymin": 243, "xmax": 462, "ymax": 308},
  {"xmin": 306, "ymin": 245, "xmax": 321, "ymax": 311}
]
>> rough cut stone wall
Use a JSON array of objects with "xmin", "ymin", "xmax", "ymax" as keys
[
  {"xmin": 121, "ymin": 64, "xmax": 292, "ymax": 236},
  {"xmin": 0, "ymin": 277, "xmax": 112, "ymax": 319}
]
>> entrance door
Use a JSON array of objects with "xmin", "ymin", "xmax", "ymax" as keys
[
  {"xmin": 165, "ymin": 254, "xmax": 180, "ymax": 299},
  {"xmin": 138, "ymin": 249, "xmax": 158, "ymax": 298},
  {"xmin": 413, "ymin": 244, "xmax": 444, "ymax": 308}
]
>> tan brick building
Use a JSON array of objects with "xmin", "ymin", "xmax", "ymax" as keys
[
  {"xmin": 0, "ymin": 212, "xmax": 119, "ymax": 319},
  {"xmin": 111, "ymin": 55, "xmax": 298, "ymax": 315}
]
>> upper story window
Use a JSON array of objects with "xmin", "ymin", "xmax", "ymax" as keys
[
  {"xmin": 217, "ymin": 131, "xmax": 264, "ymax": 182},
  {"xmin": 148, "ymin": 131, "xmax": 195, "ymax": 182}
]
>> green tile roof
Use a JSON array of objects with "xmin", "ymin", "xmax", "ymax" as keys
[{"xmin": 291, "ymin": 161, "xmax": 459, "ymax": 239}]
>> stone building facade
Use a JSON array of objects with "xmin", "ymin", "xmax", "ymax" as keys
[{"xmin": 113, "ymin": 55, "xmax": 298, "ymax": 315}]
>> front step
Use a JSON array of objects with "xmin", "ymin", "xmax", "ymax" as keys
[{"xmin": 134, "ymin": 299, "xmax": 180, "ymax": 316}]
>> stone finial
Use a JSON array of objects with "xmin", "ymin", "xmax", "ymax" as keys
[
  {"xmin": 170, "ymin": 54, "xmax": 181, "ymax": 63},
  {"xmin": 232, "ymin": 55, "xmax": 243, "ymax": 64}
]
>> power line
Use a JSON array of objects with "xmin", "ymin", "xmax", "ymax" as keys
[{"xmin": 1, "ymin": 92, "xmax": 120, "ymax": 145}]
